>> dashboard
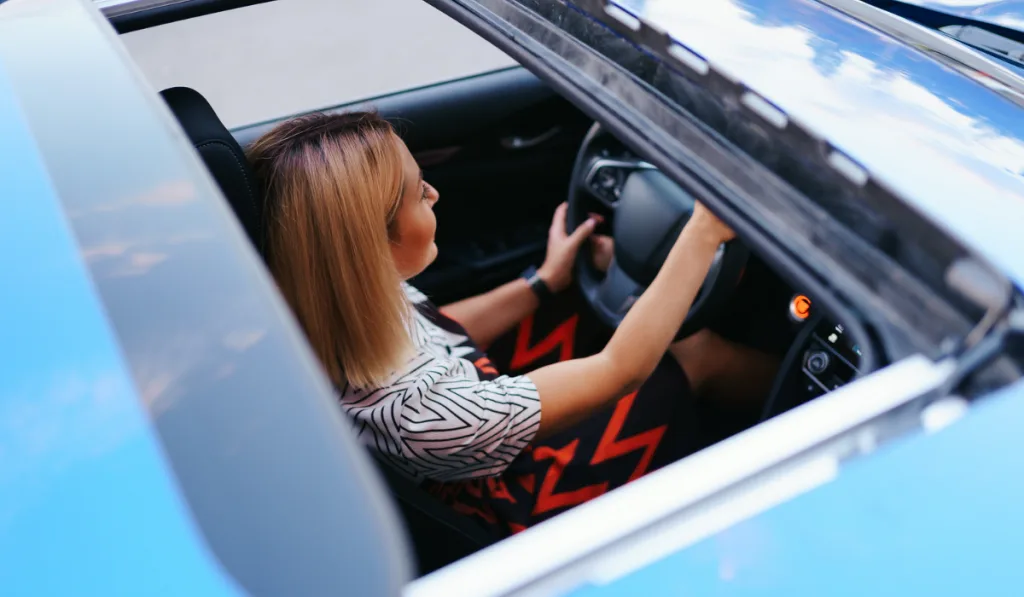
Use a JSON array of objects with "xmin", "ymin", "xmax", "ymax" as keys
[
  {"xmin": 762, "ymin": 294, "xmax": 863, "ymax": 418},
  {"xmin": 572, "ymin": 131, "xmax": 866, "ymax": 419}
]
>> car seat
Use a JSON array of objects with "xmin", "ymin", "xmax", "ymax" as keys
[{"xmin": 159, "ymin": 86, "xmax": 497, "ymax": 575}]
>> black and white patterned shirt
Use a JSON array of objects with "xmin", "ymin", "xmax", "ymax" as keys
[{"xmin": 337, "ymin": 284, "xmax": 541, "ymax": 482}]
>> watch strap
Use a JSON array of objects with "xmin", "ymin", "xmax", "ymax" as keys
[{"xmin": 521, "ymin": 266, "xmax": 554, "ymax": 302}]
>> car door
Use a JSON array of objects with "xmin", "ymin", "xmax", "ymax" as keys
[{"xmin": 399, "ymin": 68, "xmax": 593, "ymax": 304}]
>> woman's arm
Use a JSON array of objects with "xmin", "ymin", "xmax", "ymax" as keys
[
  {"xmin": 440, "ymin": 278, "xmax": 540, "ymax": 348},
  {"xmin": 441, "ymin": 203, "xmax": 597, "ymax": 347},
  {"xmin": 529, "ymin": 203, "xmax": 734, "ymax": 438}
]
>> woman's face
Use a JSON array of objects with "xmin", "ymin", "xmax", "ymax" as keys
[{"xmin": 389, "ymin": 136, "xmax": 440, "ymax": 279}]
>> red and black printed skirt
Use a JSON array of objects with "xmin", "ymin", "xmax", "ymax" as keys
[{"xmin": 419, "ymin": 288, "xmax": 710, "ymax": 538}]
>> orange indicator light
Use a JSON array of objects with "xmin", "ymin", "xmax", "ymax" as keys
[{"xmin": 790, "ymin": 294, "xmax": 811, "ymax": 321}]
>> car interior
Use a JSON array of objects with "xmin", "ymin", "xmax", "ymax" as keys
[{"xmin": 159, "ymin": 62, "xmax": 867, "ymax": 575}]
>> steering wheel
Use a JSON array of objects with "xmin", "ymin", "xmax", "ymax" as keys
[{"xmin": 566, "ymin": 122, "xmax": 748, "ymax": 339}]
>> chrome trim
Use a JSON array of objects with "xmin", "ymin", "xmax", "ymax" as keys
[
  {"xmin": 584, "ymin": 157, "xmax": 656, "ymax": 182},
  {"xmin": 582, "ymin": 157, "xmax": 655, "ymax": 206},
  {"xmin": 570, "ymin": 452, "xmax": 841, "ymax": 588},
  {"xmin": 500, "ymin": 125, "xmax": 562, "ymax": 149},
  {"xmin": 793, "ymin": 0, "xmax": 1024, "ymax": 106},
  {"xmin": 405, "ymin": 355, "xmax": 954, "ymax": 597}
]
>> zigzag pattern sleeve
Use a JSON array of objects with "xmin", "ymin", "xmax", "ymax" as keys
[{"xmin": 339, "ymin": 354, "xmax": 541, "ymax": 481}]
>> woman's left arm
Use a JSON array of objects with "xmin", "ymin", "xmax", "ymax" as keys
[
  {"xmin": 441, "ymin": 203, "xmax": 598, "ymax": 347},
  {"xmin": 439, "ymin": 278, "xmax": 540, "ymax": 348}
]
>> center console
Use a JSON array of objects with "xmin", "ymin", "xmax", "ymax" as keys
[
  {"xmin": 762, "ymin": 297, "xmax": 863, "ymax": 418},
  {"xmin": 800, "ymin": 319, "xmax": 862, "ymax": 397}
]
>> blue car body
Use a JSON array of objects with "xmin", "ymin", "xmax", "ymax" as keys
[
  {"xmin": 0, "ymin": 66, "xmax": 242, "ymax": 597},
  {"xmin": 613, "ymin": 0, "xmax": 1024, "ymax": 285},
  {"xmin": 567, "ymin": 379, "xmax": 1024, "ymax": 596},
  {"xmin": 3, "ymin": 0, "xmax": 1024, "ymax": 595},
  {"xmin": 0, "ymin": 0, "xmax": 409, "ymax": 594}
]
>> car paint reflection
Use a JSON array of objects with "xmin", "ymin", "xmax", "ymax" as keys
[{"xmin": 610, "ymin": 0, "xmax": 1024, "ymax": 285}]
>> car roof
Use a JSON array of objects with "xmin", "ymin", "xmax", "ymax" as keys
[{"xmin": 607, "ymin": 0, "xmax": 1024, "ymax": 288}]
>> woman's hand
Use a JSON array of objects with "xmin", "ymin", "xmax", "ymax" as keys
[
  {"xmin": 529, "ymin": 200, "xmax": 736, "ymax": 438},
  {"xmin": 538, "ymin": 203, "xmax": 598, "ymax": 292},
  {"xmin": 689, "ymin": 202, "xmax": 735, "ymax": 244},
  {"xmin": 587, "ymin": 204, "xmax": 730, "ymax": 274},
  {"xmin": 590, "ymin": 234, "xmax": 615, "ymax": 273}
]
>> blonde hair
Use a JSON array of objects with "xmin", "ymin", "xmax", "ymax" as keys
[{"xmin": 247, "ymin": 112, "xmax": 412, "ymax": 389}]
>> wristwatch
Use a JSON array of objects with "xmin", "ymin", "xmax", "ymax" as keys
[{"xmin": 521, "ymin": 265, "xmax": 554, "ymax": 303}]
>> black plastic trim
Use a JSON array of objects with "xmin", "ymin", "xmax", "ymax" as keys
[
  {"xmin": 863, "ymin": 0, "xmax": 1024, "ymax": 44},
  {"xmin": 108, "ymin": 0, "xmax": 278, "ymax": 34}
]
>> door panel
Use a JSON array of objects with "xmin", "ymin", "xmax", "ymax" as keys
[
  {"xmin": 383, "ymin": 68, "xmax": 592, "ymax": 303},
  {"xmin": 408, "ymin": 91, "xmax": 591, "ymax": 303}
]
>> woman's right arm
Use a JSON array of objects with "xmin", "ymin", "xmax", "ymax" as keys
[{"xmin": 529, "ymin": 203, "xmax": 734, "ymax": 439}]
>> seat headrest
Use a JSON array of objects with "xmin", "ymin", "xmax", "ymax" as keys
[{"xmin": 160, "ymin": 87, "xmax": 263, "ymax": 253}]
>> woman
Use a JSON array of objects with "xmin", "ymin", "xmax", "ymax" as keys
[{"xmin": 247, "ymin": 111, "xmax": 772, "ymax": 536}]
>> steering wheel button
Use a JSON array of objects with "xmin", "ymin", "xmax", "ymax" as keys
[{"xmin": 570, "ymin": 122, "xmax": 748, "ymax": 339}]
